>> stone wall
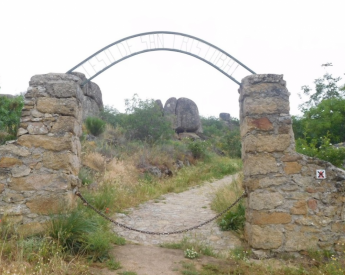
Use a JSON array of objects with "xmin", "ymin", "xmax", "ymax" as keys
[
  {"xmin": 0, "ymin": 73, "xmax": 84, "ymax": 235},
  {"xmin": 240, "ymin": 74, "xmax": 345, "ymax": 253}
]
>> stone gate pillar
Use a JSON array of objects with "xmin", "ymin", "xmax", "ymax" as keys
[
  {"xmin": 0, "ymin": 74, "xmax": 83, "ymax": 234},
  {"xmin": 239, "ymin": 74, "xmax": 294, "ymax": 251},
  {"xmin": 239, "ymin": 74, "xmax": 345, "ymax": 253}
]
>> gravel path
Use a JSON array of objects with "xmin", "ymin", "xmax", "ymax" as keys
[{"xmin": 112, "ymin": 174, "xmax": 242, "ymax": 254}]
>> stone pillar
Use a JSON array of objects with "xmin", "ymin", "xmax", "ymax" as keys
[
  {"xmin": 239, "ymin": 74, "xmax": 345, "ymax": 253},
  {"xmin": 0, "ymin": 73, "xmax": 82, "ymax": 234}
]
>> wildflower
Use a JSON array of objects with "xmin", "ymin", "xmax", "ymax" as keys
[{"xmin": 105, "ymin": 207, "xmax": 110, "ymax": 213}]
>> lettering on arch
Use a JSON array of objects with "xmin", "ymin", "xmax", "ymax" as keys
[{"xmin": 67, "ymin": 31, "xmax": 255, "ymax": 86}]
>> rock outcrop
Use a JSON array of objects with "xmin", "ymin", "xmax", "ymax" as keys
[
  {"xmin": 163, "ymin": 97, "xmax": 203, "ymax": 136},
  {"xmin": 71, "ymin": 72, "xmax": 103, "ymax": 120}
]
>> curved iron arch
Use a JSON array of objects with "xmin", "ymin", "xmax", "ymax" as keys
[{"xmin": 67, "ymin": 31, "xmax": 255, "ymax": 86}]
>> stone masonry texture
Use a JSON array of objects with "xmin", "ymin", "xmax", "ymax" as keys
[
  {"xmin": 0, "ymin": 73, "xmax": 85, "ymax": 235},
  {"xmin": 239, "ymin": 74, "xmax": 345, "ymax": 253}
]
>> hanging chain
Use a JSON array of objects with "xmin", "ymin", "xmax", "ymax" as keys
[{"xmin": 75, "ymin": 190, "xmax": 247, "ymax": 236}]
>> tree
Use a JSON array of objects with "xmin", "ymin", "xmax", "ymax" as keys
[
  {"xmin": 292, "ymin": 68, "xmax": 345, "ymax": 167},
  {"xmin": 122, "ymin": 94, "xmax": 174, "ymax": 142},
  {"xmin": 299, "ymin": 73, "xmax": 344, "ymax": 112}
]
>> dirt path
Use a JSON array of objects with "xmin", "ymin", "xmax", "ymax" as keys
[{"xmin": 94, "ymin": 174, "xmax": 243, "ymax": 275}]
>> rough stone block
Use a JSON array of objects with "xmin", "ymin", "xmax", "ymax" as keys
[
  {"xmin": 285, "ymin": 231, "xmax": 318, "ymax": 251},
  {"xmin": 332, "ymin": 222, "xmax": 345, "ymax": 233},
  {"xmin": 242, "ymin": 97, "xmax": 290, "ymax": 116},
  {"xmin": 26, "ymin": 193, "xmax": 73, "ymax": 214},
  {"xmin": 3, "ymin": 193, "xmax": 25, "ymax": 203},
  {"xmin": 249, "ymin": 211, "xmax": 291, "ymax": 225},
  {"xmin": 51, "ymin": 116, "xmax": 82, "ymax": 136},
  {"xmin": 18, "ymin": 134, "xmax": 77, "ymax": 153},
  {"xmin": 243, "ymin": 154, "xmax": 278, "ymax": 176},
  {"xmin": 0, "ymin": 183, "xmax": 4, "ymax": 193},
  {"xmin": 284, "ymin": 162, "xmax": 302, "ymax": 174},
  {"xmin": 290, "ymin": 200, "xmax": 307, "ymax": 215},
  {"xmin": 249, "ymin": 191, "xmax": 284, "ymax": 210},
  {"xmin": 259, "ymin": 177, "xmax": 287, "ymax": 188},
  {"xmin": 9, "ymin": 174, "xmax": 55, "ymax": 191},
  {"xmin": 243, "ymin": 134, "xmax": 291, "ymax": 153},
  {"xmin": 249, "ymin": 224, "xmax": 283, "ymax": 249},
  {"xmin": 46, "ymin": 81, "xmax": 83, "ymax": 101},
  {"xmin": 36, "ymin": 97, "xmax": 80, "ymax": 118},
  {"xmin": 29, "ymin": 73, "xmax": 81, "ymax": 86},
  {"xmin": 43, "ymin": 151, "xmax": 79, "ymax": 174},
  {"xmin": 27, "ymin": 122, "xmax": 49, "ymax": 135},
  {"xmin": 240, "ymin": 117, "xmax": 273, "ymax": 136},
  {"xmin": 0, "ymin": 157, "xmax": 22, "ymax": 168},
  {"xmin": 25, "ymin": 86, "xmax": 48, "ymax": 98},
  {"xmin": 0, "ymin": 144, "xmax": 30, "ymax": 158},
  {"xmin": 307, "ymin": 199, "xmax": 318, "ymax": 210},
  {"xmin": 11, "ymin": 165, "xmax": 31, "ymax": 177}
]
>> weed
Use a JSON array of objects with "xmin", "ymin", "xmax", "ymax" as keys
[
  {"xmin": 181, "ymin": 262, "xmax": 199, "ymax": 275},
  {"xmin": 185, "ymin": 248, "xmax": 199, "ymax": 259},
  {"xmin": 161, "ymin": 237, "xmax": 215, "ymax": 258},
  {"xmin": 219, "ymin": 202, "xmax": 245, "ymax": 231},
  {"xmin": 106, "ymin": 257, "xmax": 121, "ymax": 270},
  {"xmin": 119, "ymin": 271, "xmax": 138, "ymax": 275},
  {"xmin": 85, "ymin": 116, "xmax": 106, "ymax": 136}
]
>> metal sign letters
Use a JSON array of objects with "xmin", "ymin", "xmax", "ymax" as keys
[{"xmin": 67, "ymin": 31, "xmax": 256, "ymax": 86}]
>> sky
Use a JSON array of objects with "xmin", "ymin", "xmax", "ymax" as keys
[{"xmin": 0, "ymin": 0, "xmax": 344, "ymax": 118}]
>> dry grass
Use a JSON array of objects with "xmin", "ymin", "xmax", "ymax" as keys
[
  {"xmin": 82, "ymin": 152, "xmax": 106, "ymax": 172},
  {"xmin": 211, "ymin": 173, "xmax": 244, "ymax": 213}
]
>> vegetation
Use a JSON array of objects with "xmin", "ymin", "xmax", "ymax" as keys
[
  {"xmin": 101, "ymin": 94, "xmax": 174, "ymax": 142},
  {"xmin": 293, "ymin": 69, "xmax": 345, "ymax": 167},
  {"xmin": 201, "ymin": 116, "xmax": 241, "ymax": 158},
  {"xmin": 85, "ymin": 116, "xmax": 106, "ymax": 136},
  {"xmin": 0, "ymin": 94, "xmax": 24, "ymax": 144}
]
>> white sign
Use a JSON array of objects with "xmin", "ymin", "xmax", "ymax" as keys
[{"xmin": 316, "ymin": 170, "xmax": 326, "ymax": 179}]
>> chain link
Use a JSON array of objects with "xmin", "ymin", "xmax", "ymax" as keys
[{"xmin": 75, "ymin": 190, "xmax": 247, "ymax": 236}]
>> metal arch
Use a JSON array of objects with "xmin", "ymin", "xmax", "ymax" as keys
[{"xmin": 67, "ymin": 31, "xmax": 256, "ymax": 86}]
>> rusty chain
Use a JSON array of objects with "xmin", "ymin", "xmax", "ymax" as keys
[{"xmin": 75, "ymin": 190, "xmax": 247, "ymax": 236}]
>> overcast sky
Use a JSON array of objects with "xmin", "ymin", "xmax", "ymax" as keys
[{"xmin": 0, "ymin": 0, "xmax": 344, "ymax": 118}]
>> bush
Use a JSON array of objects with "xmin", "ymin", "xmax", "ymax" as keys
[
  {"xmin": 0, "ymin": 95, "xmax": 24, "ymax": 144},
  {"xmin": 187, "ymin": 139, "xmax": 208, "ymax": 159},
  {"xmin": 219, "ymin": 202, "xmax": 245, "ymax": 231},
  {"xmin": 221, "ymin": 129, "xmax": 241, "ymax": 158},
  {"xmin": 85, "ymin": 116, "xmax": 106, "ymax": 136},
  {"xmin": 122, "ymin": 94, "xmax": 174, "ymax": 142},
  {"xmin": 296, "ymin": 134, "xmax": 345, "ymax": 168}
]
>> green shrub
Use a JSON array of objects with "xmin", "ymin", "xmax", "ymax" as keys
[
  {"xmin": 187, "ymin": 139, "xmax": 208, "ymax": 159},
  {"xmin": 219, "ymin": 202, "xmax": 245, "ymax": 231},
  {"xmin": 221, "ymin": 129, "xmax": 241, "ymax": 158},
  {"xmin": 0, "ymin": 95, "xmax": 24, "ymax": 144},
  {"xmin": 122, "ymin": 94, "xmax": 174, "ymax": 142},
  {"xmin": 85, "ymin": 116, "xmax": 106, "ymax": 136},
  {"xmin": 296, "ymin": 134, "xmax": 345, "ymax": 168}
]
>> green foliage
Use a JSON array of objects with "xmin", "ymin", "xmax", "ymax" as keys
[
  {"xmin": 293, "ymin": 98, "xmax": 345, "ymax": 144},
  {"xmin": 48, "ymin": 184, "xmax": 125, "ymax": 262},
  {"xmin": 100, "ymin": 105, "xmax": 127, "ymax": 128},
  {"xmin": 219, "ymin": 202, "xmax": 245, "ymax": 231},
  {"xmin": 106, "ymin": 258, "xmax": 121, "ymax": 270},
  {"xmin": 200, "ymin": 116, "xmax": 241, "ymax": 158},
  {"xmin": 221, "ymin": 129, "xmax": 241, "ymax": 158},
  {"xmin": 299, "ymin": 73, "xmax": 345, "ymax": 111},
  {"xmin": 293, "ymin": 69, "xmax": 345, "ymax": 167},
  {"xmin": 85, "ymin": 116, "xmax": 106, "ymax": 136},
  {"xmin": 187, "ymin": 139, "xmax": 208, "ymax": 159},
  {"xmin": 122, "ymin": 94, "xmax": 174, "ymax": 142},
  {"xmin": 0, "ymin": 95, "xmax": 24, "ymax": 144},
  {"xmin": 296, "ymin": 134, "xmax": 345, "ymax": 167}
]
